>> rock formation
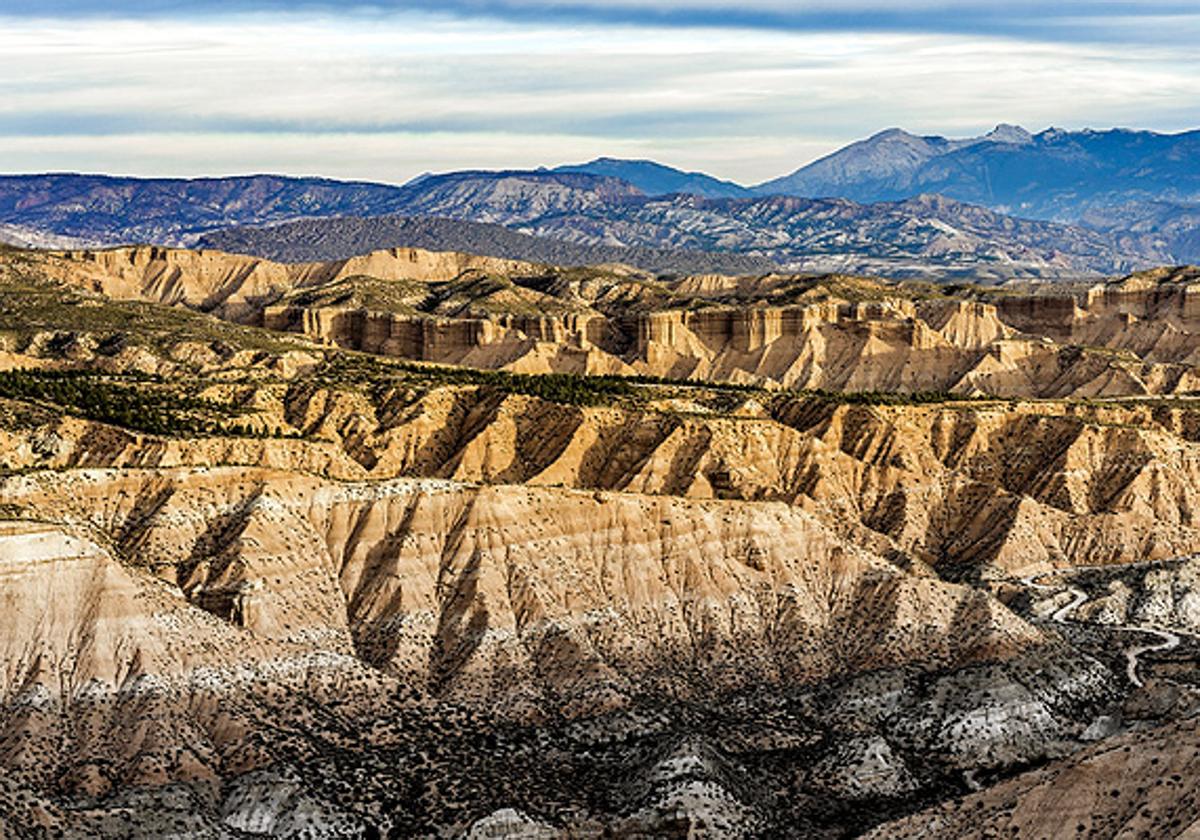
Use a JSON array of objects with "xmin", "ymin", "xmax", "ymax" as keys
[
  {"xmin": 1, "ymin": 245, "xmax": 1200, "ymax": 836},
  {"xmin": 20, "ymin": 244, "xmax": 1200, "ymax": 397}
]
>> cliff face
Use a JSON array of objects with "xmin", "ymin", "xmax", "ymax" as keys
[
  {"xmin": 0, "ymin": 468, "xmax": 1040, "ymax": 709},
  {"xmin": 29, "ymin": 246, "xmax": 1200, "ymax": 398},
  {"xmin": 262, "ymin": 285, "xmax": 1200, "ymax": 397},
  {"xmin": 4, "ymin": 249, "xmax": 1200, "ymax": 836}
]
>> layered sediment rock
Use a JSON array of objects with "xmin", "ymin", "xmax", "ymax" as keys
[
  {"xmin": 4, "ymin": 248, "xmax": 1200, "ymax": 835},
  {"xmin": 0, "ymin": 468, "xmax": 1040, "ymax": 707},
  {"xmin": 14, "ymin": 247, "xmax": 1200, "ymax": 397},
  {"xmin": 37, "ymin": 245, "xmax": 543, "ymax": 320},
  {"xmin": 8, "ymin": 384, "xmax": 1200, "ymax": 581},
  {"xmin": 1, "ymin": 466, "xmax": 1094, "ymax": 835}
]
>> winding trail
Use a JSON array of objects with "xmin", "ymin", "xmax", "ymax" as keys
[
  {"xmin": 1018, "ymin": 571, "xmax": 1180, "ymax": 689},
  {"xmin": 1121, "ymin": 628, "xmax": 1180, "ymax": 688}
]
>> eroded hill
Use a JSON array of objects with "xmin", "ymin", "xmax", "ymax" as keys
[
  {"xmin": 17, "ymin": 244, "xmax": 1200, "ymax": 398},
  {"xmin": 2, "ymin": 246, "xmax": 1200, "ymax": 837}
]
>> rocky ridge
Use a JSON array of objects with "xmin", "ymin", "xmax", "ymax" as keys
[
  {"xmin": 0, "ymin": 170, "xmax": 1173, "ymax": 279},
  {"xmin": 756, "ymin": 125, "xmax": 1200, "ymax": 262},
  {"xmin": 21, "ymin": 244, "xmax": 1200, "ymax": 398},
  {"xmin": 2, "ymin": 246, "xmax": 1200, "ymax": 835}
]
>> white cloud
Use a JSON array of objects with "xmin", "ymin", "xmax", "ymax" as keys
[
  {"xmin": 0, "ymin": 11, "xmax": 1197, "ymax": 184},
  {"xmin": 0, "ymin": 130, "xmax": 842, "ymax": 188}
]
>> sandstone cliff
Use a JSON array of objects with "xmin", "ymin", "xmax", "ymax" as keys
[
  {"xmin": 19, "ymin": 246, "xmax": 1200, "ymax": 398},
  {"xmin": 3, "ymin": 247, "xmax": 1200, "ymax": 836}
]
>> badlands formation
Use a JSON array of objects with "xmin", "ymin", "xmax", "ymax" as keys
[{"xmin": 2, "ymin": 244, "xmax": 1200, "ymax": 836}]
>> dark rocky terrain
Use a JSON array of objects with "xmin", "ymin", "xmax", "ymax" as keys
[
  {"xmin": 0, "ymin": 173, "xmax": 412, "ymax": 245},
  {"xmin": 199, "ymin": 214, "xmax": 775, "ymax": 275}
]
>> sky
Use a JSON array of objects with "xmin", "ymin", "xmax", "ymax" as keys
[{"xmin": 1, "ymin": 1, "xmax": 1198, "ymax": 185}]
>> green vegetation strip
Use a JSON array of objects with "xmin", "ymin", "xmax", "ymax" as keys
[
  {"xmin": 314, "ymin": 353, "xmax": 769, "ymax": 408},
  {"xmin": 0, "ymin": 369, "xmax": 248, "ymax": 437},
  {"xmin": 0, "ymin": 360, "xmax": 991, "ymax": 443},
  {"xmin": 315, "ymin": 353, "xmax": 981, "ymax": 410}
]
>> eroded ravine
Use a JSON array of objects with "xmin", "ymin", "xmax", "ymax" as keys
[
  {"xmin": 4, "ymin": 248, "xmax": 1200, "ymax": 836},
  {"xmin": 1020, "ymin": 564, "xmax": 1188, "ymax": 688}
]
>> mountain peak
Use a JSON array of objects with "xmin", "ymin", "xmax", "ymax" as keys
[
  {"xmin": 754, "ymin": 123, "xmax": 1200, "ymax": 265},
  {"xmin": 868, "ymin": 127, "xmax": 921, "ymax": 142},
  {"xmin": 550, "ymin": 157, "xmax": 750, "ymax": 198},
  {"xmin": 983, "ymin": 123, "xmax": 1033, "ymax": 144},
  {"xmin": 587, "ymin": 156, "xmax": 649, "ymax": 166}
]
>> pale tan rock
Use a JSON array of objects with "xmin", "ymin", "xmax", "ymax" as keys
[{"xmin": 15, "ymin": 248, "xmax": 1200, "ymax": 397}]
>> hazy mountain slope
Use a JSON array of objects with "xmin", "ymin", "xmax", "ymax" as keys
[
  {"xmin": 376, "ymin": 171, "xmax": 1168, "ymax": 277},
  {"xmin": 553, "ymin": 156, "xmax": 752, "ymax": 198},
  {"xmin": 0, "ymin": 222, "xmax": 87, "ymax": 249},
  {"xmin": 905, "ymin": 128, "xmax": 1200, "ymax": 223},
  {"xmin": 758, "ymin": 126, "xmax": 1200, "ymax": 212},
  {"xmin": 389, "ymin": 169, "xmax": 643, "ymax": 223},
  {"xmin": 1080, "ymin": 198, "xmax": 1200, "ymax": 263},
  {"xmin": 0, "ymin": 173, "xmax": 413, "ymax": 245},
  {"xmin": 755, "ymin": 124, "xmax": 1032, "ymax": 199},
  {"xmin": 0, "ymin": 168, "xmax": 1171, "ymax": 278},
  {"xmin": 0, "ymin": 165, "xmax": 1166, "ymax": 277},
  {"xmin": 199, "ymin": 214, "xmax": 777, "ymax": 275},
  {"xmin": 758, "ymin": 126, "xmax": 1200, "ymax": 261}
]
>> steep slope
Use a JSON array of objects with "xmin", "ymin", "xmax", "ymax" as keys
[
  {"xmin": 199, "ymin": 214, "xmax": 776, "ymax": 275},
  {"xmin": 552, "ymin": 157, "xmax": 752, "ymax": 198},
  {"xmin": 865, "ymin": 688, "xmax": 1200, "ymax": 839},
  {"xmin": 1, "ymin": 467, "xmax": 1044, "ymax": 705},
  {"xmin": 5, "ymin": 250, "xmax": 1200, "ymax": 836}
]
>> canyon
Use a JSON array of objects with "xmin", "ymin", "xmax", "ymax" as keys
[
  {"xmin": 2, "ymin": 243, "xmax": 1200, "ymax": 836},
  {"xmin": 29, "ymin": 244, "xmax": 1200, "ymax": 397}
]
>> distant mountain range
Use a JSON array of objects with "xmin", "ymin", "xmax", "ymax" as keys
[
  {"xmin": 558, "ymin": 126, "xmax": 1200, "ymax": 263},
  {"xmin": 1, "ymin": 124, "xmax": 1197, "ymax": 276},
  {"xmin": 755, "ymin": 124, "xmax": 1040, "ymax": 201},
  {"xmin": 0, "ymin": 173, "xmax": 410, "ymax": 246},
  {"xmin": 340, "ymin": 170, "xmax": 1165, "ymax": 278},
  {"xmin": 757, "ymin": 125, "xmax": 1200, "ymax": 229}
]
